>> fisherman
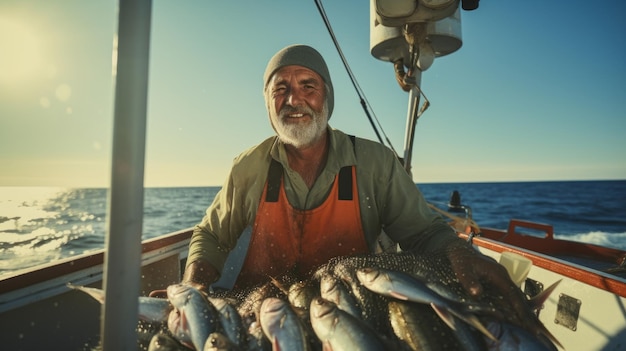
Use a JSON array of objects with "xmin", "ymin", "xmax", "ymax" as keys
[{"xmin": 153, "ymin": 44, "xmax": 530, "ymax": 325}]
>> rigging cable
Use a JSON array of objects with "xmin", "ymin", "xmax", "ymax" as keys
[{"xmin": 313, "ymin": 0, "xmax": 399, "ymax": 159}]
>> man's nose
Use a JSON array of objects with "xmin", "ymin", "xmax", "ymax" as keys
[{"xmin": 286, "ymin": 88, "xmax": 303, "ymax": 107}]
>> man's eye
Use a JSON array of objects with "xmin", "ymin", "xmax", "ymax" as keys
[{"xmin": 273, "ymin": 87, "xmax": 286, "ymax": 95}]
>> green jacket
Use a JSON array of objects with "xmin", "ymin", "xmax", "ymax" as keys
[{"xmin": 187, "ymin": 128, "xmax": 458, "ymax": 275}]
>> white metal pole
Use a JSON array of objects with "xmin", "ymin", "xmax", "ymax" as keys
[
  {"xmin": 101, "ymin": 0, "xmax": 152, "ymax": 350},
  {"xmin": 402, "ymin": 72, "xmax": 423, "ymax": 178}
]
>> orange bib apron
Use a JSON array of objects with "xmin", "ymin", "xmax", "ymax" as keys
[{"xmin": 235, "ymin": 159, "xmax": 368, "ymax": 288}]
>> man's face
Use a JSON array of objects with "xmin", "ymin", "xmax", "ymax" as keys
[{"xmin": 266, "ymin": 65, "xmax": 328, "ymax": 148}]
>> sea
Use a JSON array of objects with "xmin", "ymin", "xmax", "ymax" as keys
[{"xmin": 1, "ymin": 180, "xmax": 625, "ymax": 277}]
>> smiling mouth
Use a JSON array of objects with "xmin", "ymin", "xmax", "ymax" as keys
[{"xmin": 287, "ymin": 113, "xmax": 306, "ymax": 118}]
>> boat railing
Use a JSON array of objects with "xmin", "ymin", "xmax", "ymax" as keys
[{"xmin": 0, "ymin": 228, "xmax": 193, "ymax": 313}]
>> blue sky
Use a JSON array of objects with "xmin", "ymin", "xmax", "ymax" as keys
[{"xmin": 1, "ymin": 0, "xmax": 624, "ymax": 187}]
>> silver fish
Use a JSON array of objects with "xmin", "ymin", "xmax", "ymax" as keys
[
  {"xmin": 148, "ymin": 332, "xmax": 188, "ymax": 351},
  {"xmin": 314, "ymin": 251, "xmax": 427, "ymax": 335},
  {"xmin": 287, "ymin": 280, "xmax": 318, "ymax": 311},
  {"xmin": 388, "ymin": 300, "xmax": 485, "ymax": 351},
  {"xmin": 167, "ymin": 283, "xmax": 220, "ymax": 351},
  {"xmin": 246, "ymin": 320, "xmax": 271, "ymax": 351},
  {"xmin": 259, "ymin": 297, "xmax": 310, "ymax": 351},
  {"xmin": 486, "ymin": 321, "xmax": 558, "ymax": 351},
  {"xmin": 382, "ymin": 251, "xmax": 563, "ymax": 349},
  {"xmin": 208, "ymin": 296, "xmax": 248, "ymax": 348},
  {"xmin": 319, "ymin": 273, "xmax": 362, "ymax": 319},
  {"xmin": 231, "ymin": 280, "xmax": 286, "ymax": 351},
  {"xmin": 68, "ymin": 283, "xmax": 171, "ymax": 323},
  {"xmin": 203, "ymin": 332, "xmax": 241, "ymax": 351},
  {"xmin": 309, "ymin": 297, "xmax": 389, "ymax": 351},
  {"xmin": 356, "ymin": 266, "xmax": 497, "ymax": 341}
]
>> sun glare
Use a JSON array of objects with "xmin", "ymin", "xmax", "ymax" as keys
[{"xmin": 0, "ymin": 17, "xmax": 44, "ymax": 86}]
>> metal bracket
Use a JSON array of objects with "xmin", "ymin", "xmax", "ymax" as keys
[
  {"xmin": 555, "ymin": 293, "xmax": 581, "ymax": 331},
  {"xmin": 524, "ymin": 278, "xmax": 544, "ymax": 317}
]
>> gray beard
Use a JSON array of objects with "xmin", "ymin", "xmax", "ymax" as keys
[{"xmin": 272, "ymin": 103, "xmax": 328, "ymax": 148}]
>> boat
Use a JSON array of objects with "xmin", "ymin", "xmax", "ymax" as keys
[{"xmin": 1, "ymin": 1, "xmax": 624, "ymax": 350}]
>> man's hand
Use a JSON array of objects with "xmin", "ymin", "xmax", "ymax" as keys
[
  {"xmin": 182, "ymin": 258, "xmax": 220, "ymax": 292},
  {"xmin": 148, "ymin": 259, "xmax": 219, "ymax": 298},
  {"xmin": 446, "ymin": 240, "xmax": 538, "ymax": 331}
]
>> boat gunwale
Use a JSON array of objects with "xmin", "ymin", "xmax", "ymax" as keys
[
  {"xmin": 460, "ymin": 231, "xmax": 626, "ymax": 298},
  {"xmin": 0, "ymin": 228, "xmax": 193, "ymax": 296},
  {"xmin": 2, "ymin": 225, "xmax": 625, "ymax": 300}
]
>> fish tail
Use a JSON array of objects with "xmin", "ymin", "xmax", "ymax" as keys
[
  {"xmin": 269, "ymin": 275, "xmax": 289, "ymax": 295},
  {"xmin": 460, "ymin": 313, "xmax": 497, "ymax": 341},
  {"xmin": 271, "ymin": 335, "xmax": 282, "ymax": 351},
  {"xmin": 529, "ymin": 279, "xmax": 564, "ymax": 349},
  {"xmin": 432, "ymin": 302, "xmax": 497, "ymax": 341},
  {"xmin": 529, "ymin": 279, "xmax": 562, "ymax": 311},
  {"xmin": 67, "ymin": 283, "xmax": 106, "ymax": 304},
  {"xmin": 536, "ymin": 324, "xmax": 563, "ymax": 350},
  {"xmin": 430, "ymin": 303, "xmax": 457, "ymax": 331}
]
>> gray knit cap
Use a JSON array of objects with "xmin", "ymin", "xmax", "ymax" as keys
[{"xmin": 263, "ymin": 44, "xmax": 334, "ymax": 118}]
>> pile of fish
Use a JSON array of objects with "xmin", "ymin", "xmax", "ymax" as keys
[{"xmin": 71, "ymin": 250, "xmax": 561, "ymax": 351}]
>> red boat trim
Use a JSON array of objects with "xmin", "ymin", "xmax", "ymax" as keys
[
  {"xmin": 460, "ymin": 233, "xmax": 626, "ymax": 298},
  {"xmin": 0, "ymin": 229, "xmax": 193, "ymax": 295}
]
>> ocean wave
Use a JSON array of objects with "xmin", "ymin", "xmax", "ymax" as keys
[
  {"xmin": 1, "ymin": 183, "xmax": 624, "ymax": 276},
  {"xmin": 555, "ymin": 231, "xmax": 626, "ymax": 251}
]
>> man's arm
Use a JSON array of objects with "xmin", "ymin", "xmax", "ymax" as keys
[{"xmin": 182, "ymin": 258, "xmax": 220, "ymax": 292}]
